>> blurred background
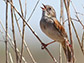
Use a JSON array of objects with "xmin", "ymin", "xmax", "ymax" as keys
[{"xmin": 0, "ymin": 0, "xmax": 84, "ymax": 63}]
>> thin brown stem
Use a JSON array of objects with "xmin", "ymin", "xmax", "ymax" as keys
[
  {"xmin": 5, "ymin": 0, "xmax": 8, "ymax": 63},
  {"xmin": 81, "ymin": 32, "xmax": 84, "ymax": 48},
  {"xmin": 18, "ymin": 0, "xmax": 25, "ymax": 63},
  {"xmin": 10, "ymin": 0, "xmax": 18, "ymax": 63}
]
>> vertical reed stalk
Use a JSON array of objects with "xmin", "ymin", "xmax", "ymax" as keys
[
  {"xmin": 5, "ymin": 0, "xmax": 8, "ymax": 63},
  {"xmin": 10, "ymin": 0, "xmax": 18, "ymax": 63},
  {"xmin": 18, "ymin": 0, "xmax": 25, "ymax": 63},
  {"xmin": 63, "ymin": 0, "xmax": 74, "ymax": 62},
  {"xmin": 59, "ymin": 0, "xmax": 64, "ymax": 63}
]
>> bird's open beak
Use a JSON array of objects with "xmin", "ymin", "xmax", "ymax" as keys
[{"xmin": 41, "ymin": 4, "xmax": 46, "ymax": 11}]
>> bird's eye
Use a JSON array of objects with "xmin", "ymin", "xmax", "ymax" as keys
[{"xmin": 48, "ymin": 8, "xmax": 51, "ymax": 10}]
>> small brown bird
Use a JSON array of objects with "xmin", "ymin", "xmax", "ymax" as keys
[{"xmin": 40, "ymin": 4, "xmax": 72, "ymax": 62}]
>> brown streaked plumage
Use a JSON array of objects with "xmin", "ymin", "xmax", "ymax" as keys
[{"xmin": 40, "ymin": 4, "xmax": 72, "ymax": 62}]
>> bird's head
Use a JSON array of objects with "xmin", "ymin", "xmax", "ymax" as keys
[{"xmin": 41, "ymin": 4, "xmax": 56, "ymax": 18}]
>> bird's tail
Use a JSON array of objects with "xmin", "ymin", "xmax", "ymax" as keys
[{"xmin": 62, "ymin": 41, "xmax": 72, "ymax": 62}]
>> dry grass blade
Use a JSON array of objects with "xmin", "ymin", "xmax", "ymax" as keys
[
  {"xmin": 10, "ymin": 0, "xmax": 18, "ymax": 63},
  {"xmin": 5, "ymin": 0, "xmax": 8, "ymax": 63},
  {"xmin": 6, "ymin": 1, "xmax": 58, "ymax": 63}
]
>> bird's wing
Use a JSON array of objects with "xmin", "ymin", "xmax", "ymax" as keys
[
  {"xmin": 52, "ymin": 18, "xmax": 72, "ymax": 62},
  {"xmin": 52, "ymin": 18, "xmax": 67, "ymax": 37}
]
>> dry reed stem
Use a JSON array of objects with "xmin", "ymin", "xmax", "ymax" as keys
[
  {"xmin": 27, "ymin": 0, "xmax": 40, "ymax": 22},
  {"xmin": 25, "ymin": 0, "xmax": 27, "ymax": 19},
  {"xmin": 10, "ymin": 0, "xmax": 18, "ymax": 63},
  {"xmin": 76, "ymin": 12, "xmax": 84, "ymax": 16},
  {"xmin": 5, "ymin": 0, "xmax": 8, "ymax": 63},
  {"xmin": 64, "ymin": 18, "xmax": 76, "ymax": 24},
  {"xmin": 0, "ymin": 20, "xmax": 27, "ymax": 63},
  {"xmin": 64, "ymin": 17, "xmax": 84, "ymax": 24},
  {"xmin": 59, "ymin": 0, "xmax": 65, "ymax": 63},
  {"xmin": 6, "ymin": 1, "xmax": 58, "ymax": 63},
  {"xmin": 81, "ymin": 32, "xmax": 84, "ymax": 48},
  {"xmin": 71, "ymin": 18, "xmax": 79, "ymax": 22},
  {"xmin": 63, "ymin": 0, "xmax": 74, "ymax": 63},
  {"xmin": 60, "ymin": 0, "xmax": 65, "ymax": 26},
  {"xmin": 18, "ymin": 0, "xmax": 25, "ymax": 63},
  {"xmin": 59, "ymin": 44, "xmax": 62, "ymax": 63},
  {"xmin": 8, "ymin": 51, "xmax": 14, "ymax": 63},
  {"xmin": 0, "ymin": 28, "xmax": 3, "ymax": 34},
  {"xmin": 14, "ymin": 12, "xmax": 37, "ymax": 63},
  {"xmin": 76, "ymin": 16, "xmax": 84, "ymax": 29}
]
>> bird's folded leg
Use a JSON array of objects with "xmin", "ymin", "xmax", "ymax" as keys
[
  {"xmin": 41, "ymin": 40, "xmax": 56, "ymax": 49},
  {"xmin": 64, "ymin": 37, "xmax": 72, "ymax": 48}
]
